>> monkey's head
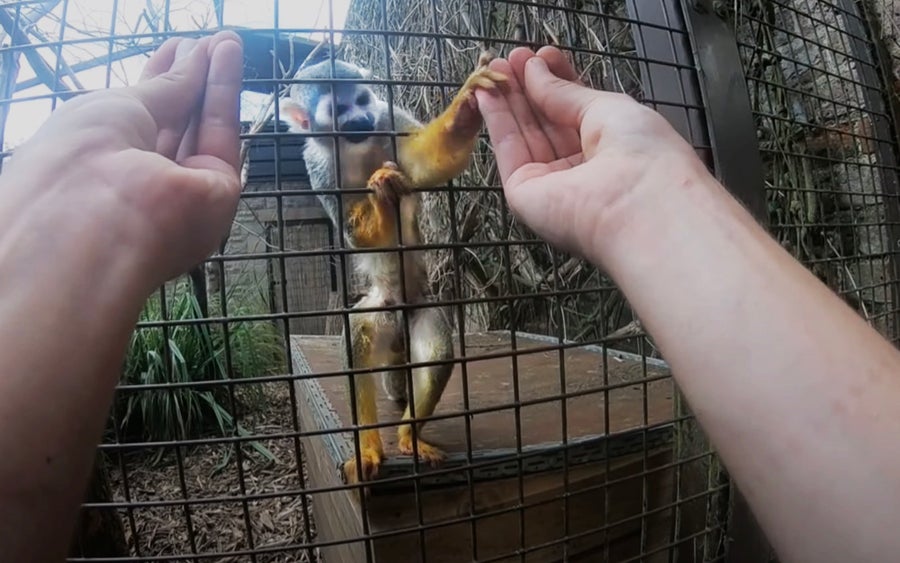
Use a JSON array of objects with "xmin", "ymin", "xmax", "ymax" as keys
[{"xmin": 282, "ymin": 59, "xmax": 379, "ymax": 144}]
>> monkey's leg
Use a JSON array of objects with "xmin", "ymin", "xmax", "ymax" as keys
[
  {"xmin": 398, "ymin": 52, "xmax": 508, "ymax": 187},
  {"xmin": 396, "ymin": 306, "xmax": 454, "ymax": 466},
  {"xmin": 381, "ymin": 369, "xmax": 408, "ymax": 404},
  {"xmin": 341, "ymin": 302, "xmax": 404, "ymax": 485}
]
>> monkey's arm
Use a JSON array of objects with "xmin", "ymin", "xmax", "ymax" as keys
[{"xmin": 396, "ymin": 55, "xmax": 507, "ymax": 187}]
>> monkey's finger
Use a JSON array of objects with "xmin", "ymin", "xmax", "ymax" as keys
[
  {"xmin": 192, "ymin": 33, "xmax": 244, "ymax": 174},
  {"xmin": 139, "ymin": 37, "xmax": 184, "ymax": 82},
  {"xmin": 509, "ymin": 48, "xmax": 582, "ymax": 156}
]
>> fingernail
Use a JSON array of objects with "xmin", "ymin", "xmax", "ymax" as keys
[
  {"xmin": 174, "ymin": 38, "xmax": 198, "ymax": 60},
  {"xmin": 527, "ymin": 56, "xmax": 548, "ymax": 71}
]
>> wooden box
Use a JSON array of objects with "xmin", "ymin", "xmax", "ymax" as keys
[{"xmin": 291, "ymin": 331, "xmax": 692, "ymax": 562}]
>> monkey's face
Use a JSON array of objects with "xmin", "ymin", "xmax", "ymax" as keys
[
  {"xmin": 313, "ymin": 84, "xmax": 378, "ymax": 144},
  {"xmin": 283, "ymin": 60, "xmax": 381, "ymax": 144}
]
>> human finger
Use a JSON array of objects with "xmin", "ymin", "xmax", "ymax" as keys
[
  {"xmin": 134, "ymin": 37, "xmax": 211, "ymax": 159},
  {"xmin": 176, "ymin": 32, "xmax": 243, "ymax": 163},
  {"xmin": 521, "ymin": 55, "xmax": 619, "ymax": 132},
  {"xmin": 484, "ymin": 54, "xmax": 561, "ymax": 165},
  {"xmin": 536, "ymin": 45, "xmax": 582, "ymax": 84},
  {"xmin": 139, "ymin": 37, "xmax": 184, "ymax": 82},
  {"xmin": 191, "ymin": 34, "xmax": 243, "ymax": 173},
  {"xmin": 474, "ymin": 63, "xmax": 533, "ymax": 188},
  {"xmin": 510, "ymin": 47, "xmax": 582, "ymax": 155},
  {"xmin": 134, "ymin": 36, "xmax": 212, "ymax": 121}
]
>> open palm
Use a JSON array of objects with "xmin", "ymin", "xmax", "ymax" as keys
[
  {"xmin": 475, "ymin": 46, "xmax": 699, "ymax": 263},
  {"xmin": 3, "ymin": 32, "xmax": 244, "ymax": 292}
]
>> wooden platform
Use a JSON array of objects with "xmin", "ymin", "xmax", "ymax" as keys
[{"xmin": 292, "ymin": 331, "xmax": 690, "ymax": 562}]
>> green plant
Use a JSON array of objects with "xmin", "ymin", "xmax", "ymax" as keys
[{"xmin": 114, "ymin": 278, "xmax": 285, "ymax": 463}]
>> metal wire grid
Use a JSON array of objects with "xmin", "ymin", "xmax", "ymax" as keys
[
  {"xmin": 8, "ymin": 0, "xmax": 895, "ymax": 561},
  {"xmin": 3, "ymin": 1, "xmax": 717, "ymax": 562},
  {"xmin": 728, "ymin": 0, "xmax": 900, "ymax": 345}
]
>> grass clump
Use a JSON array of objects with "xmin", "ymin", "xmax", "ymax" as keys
[{"xmin": 113, "ymin": 279, "xmax": 285, "ymax": 457}]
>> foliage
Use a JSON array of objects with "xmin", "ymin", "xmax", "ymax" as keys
[{"xmin": 113, "ymin": 278, "xmax": 285, "ymax": 460}]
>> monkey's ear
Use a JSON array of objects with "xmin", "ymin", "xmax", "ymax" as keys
[{"xmin": 281, "ymin": 100, "xmax": 311, "ymax": 131}]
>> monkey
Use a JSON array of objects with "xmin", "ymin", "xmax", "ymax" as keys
[{"xmin": 281, "ymin": 52, "xmax": 506, "ymax": 487}]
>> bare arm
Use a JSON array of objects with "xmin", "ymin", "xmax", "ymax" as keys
[
  {"xmin": 476, "ymin": 45, "xmax": 900, "ymax": 563},
  {"xmin": 0, "ymin": 32, "xmax": 243, "ymax": 561},
  {"xmin": 603, "ymin": 155, "xmax": 900, "ymax": 563}
]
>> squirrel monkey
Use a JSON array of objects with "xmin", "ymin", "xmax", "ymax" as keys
[{"xmin": 282, "ymin": 52, "xmax": 506, "ymax": 487}]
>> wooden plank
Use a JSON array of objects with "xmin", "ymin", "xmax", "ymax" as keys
[
  {"xmin": 295, "ymin": 332, "xmax": 675, "ymax": 459},
  {"xmin": 366, "ymin": 449, "xmax": 677, "ymax": 563},
  {"xmin": 298, "ymin": 380, "xmax": 368, "ymax": 563},
  {"xmin": 292, "ymin": 332, "xmax": 697, "ymax": 562}
]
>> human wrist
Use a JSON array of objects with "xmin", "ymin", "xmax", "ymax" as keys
[
  {"xmin": 585, "ymin": 149, "xmax": 717, "ymax": 269},
  {"xmin": 0, "ymin": 169, "xmax": 154, "ymax": 322}
]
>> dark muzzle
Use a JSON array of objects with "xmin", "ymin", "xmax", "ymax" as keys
[{"xmin": 340, "ymin": 117, "xmax": 375, "ymax": 143}]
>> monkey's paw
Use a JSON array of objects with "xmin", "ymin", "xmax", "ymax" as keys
[
  {"xmin": 368, "ymin": 162, "xmax": 411, "ymax": 205},
  {"xmin": 341, "ymin": 447, "xmax": 383, "ymax": 485},
  {"xmin": 449, "ymin": 63, "xmax": 508, "ymax": 137},
  {"xmin": 398, "ymin": 435, "xmax": 446, "ymax": 468}
]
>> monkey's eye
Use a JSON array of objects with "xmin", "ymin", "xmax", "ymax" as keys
[{"xmin": 356, "ymin": 92, "xmax": 370, "ymax": 106}]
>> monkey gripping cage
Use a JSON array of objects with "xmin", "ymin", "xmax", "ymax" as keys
[{"xmin": 1, "ymin": 0, "xmax": 899, "ymax": 562}]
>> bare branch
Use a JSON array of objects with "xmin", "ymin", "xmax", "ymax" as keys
[{"xmin": 0, "ymin": 5, "xmax": 74, "ymax": 99}]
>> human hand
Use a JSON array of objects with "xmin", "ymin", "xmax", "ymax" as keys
[
  {"xmin": 475, "ymin": 46, "xmax": 704, "ymax": 263},
  {"xmin": 1, "ymin": 31, "xmax": 244, "ymax": 295}
]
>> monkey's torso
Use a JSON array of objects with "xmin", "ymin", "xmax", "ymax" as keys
[{"xmin": 303, "ymin": 102, "xmax": 430, "ymax": 305}]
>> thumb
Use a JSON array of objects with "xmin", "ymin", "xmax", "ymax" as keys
[{"xmin": 522, "ymin": 56, "xmax": 615, "ymax": 131}]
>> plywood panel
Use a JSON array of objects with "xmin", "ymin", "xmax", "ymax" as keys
[
  {"xmin": 294, "ymin": 332, "xmax": 675, "ymax": 458},
  {"xmin": 292, "ymin": 332, "xmax": 694, "ymax": 563}
]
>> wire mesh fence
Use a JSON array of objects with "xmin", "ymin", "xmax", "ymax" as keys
[
  {"xmin": 0, "ymin": 0, "xmax": 898, "ymax": 562},
  {"xmin": 724, "ymin": 0, "xmax": 900, "ymax": 344}
]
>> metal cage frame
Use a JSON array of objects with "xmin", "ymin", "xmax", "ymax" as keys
[{"xmin": 1, "ymin": 1, "xmax": 899, "ymax": 562}]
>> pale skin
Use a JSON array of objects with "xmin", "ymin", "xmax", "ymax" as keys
[
  {"xmin": 0, "ymin": 30, "xmax": 895, "ymax": 563},
  {"xmin": 0, "ymin": 31, "xmax": 244, "ymax": 562},
  {"xmin": 475, "ymin": 46, "xmax": 900, "ymax": 563}
]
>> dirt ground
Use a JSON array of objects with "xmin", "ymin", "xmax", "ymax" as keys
[{"xmin": 106, "ymin": 382, "xmax": 323, "ymax": 562}]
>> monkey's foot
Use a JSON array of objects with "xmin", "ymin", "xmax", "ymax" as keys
[
  {"xmin": 341, "ymin": 447, "xmax": 383, "ymax": 485},
  {"xmin": 368, "ymin": 163, "xmax": 411, "ymax": 206},
  {"xmin": 398, "ymin": 434, "xmax": 446, "ymax": 467}
]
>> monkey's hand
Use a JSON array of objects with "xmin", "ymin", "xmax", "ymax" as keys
[
  {"xmin": 346, "ymin": 162, "xmax": 412, "ymax": 248},
  {"xmin": 448, "ymin": 52, "xmax": 509, "ymax": 139},
  {"xmin": 398, "ymin": 50, "xmax": 507, "ymax": 187},
  {"xmin": 369, "ymin": 161, "xmax": 412, "ymax": 206}
]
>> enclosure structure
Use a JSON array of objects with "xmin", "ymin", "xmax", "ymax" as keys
[{"xmin": 1, "ymin": 1, "xmax": 900, "ymax": 562}]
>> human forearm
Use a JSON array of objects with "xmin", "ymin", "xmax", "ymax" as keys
[
  {"xmin": 595, "ymin": 156, "xmax": 900, "ymax": 562},
  {"xmin": 0, "ymin": 175, "xmax": 148, "ymax": 561}
]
